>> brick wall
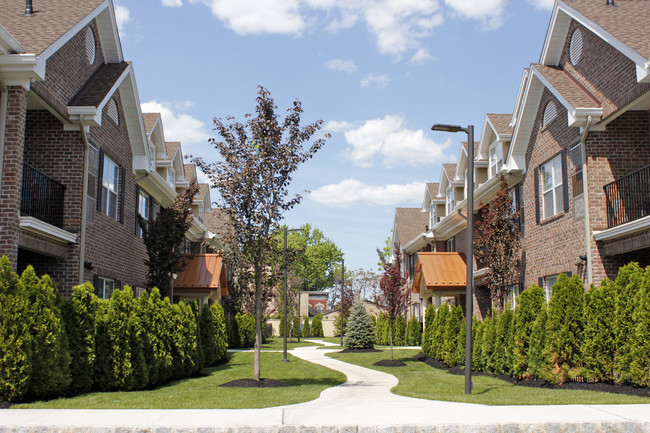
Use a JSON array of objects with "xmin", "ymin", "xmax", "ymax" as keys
[{"xmin": 0, "ymin": 86, "xmax": 28, "ymax": 269}]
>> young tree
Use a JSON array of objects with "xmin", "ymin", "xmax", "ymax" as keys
[
  {"xmin": 192, "ymin": 86, "xmax": 327, "ymax": 381},
  {"xmin": 377, "ymin": 245, "xmax": 410, "ymax": 360},
  {"xmin": 474, "ymin": 173, "xmax": 522, "ymax": 312},
  {"xmin": 344, "ymin": 297, "xmax": 375, "ymax": 350},
  {"xmin": 139, "ymin": 182, "xmax": 199, "ymax": 298}
]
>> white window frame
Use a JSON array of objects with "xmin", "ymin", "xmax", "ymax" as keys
[
  {"xmin": 506, "ymin": 284, "xmax": 520, "ymax": 311},
  {"xmin": 541, "ymin": 154, "xmax": 564, "ymax": 219},
  {"xmin": 544, "ymin": 274, "xmax": 559, "ymax": 302},
  {"xmin": 446, "ymin": 237, "xmax": 455, "ymax": 252},
  {"xmin": 446, "ymin": 186, "xmax": 455, "ymax": 214},
  {"xmin": 98, "ymin": 277, "xmax": 116, "ymax": 300},
  {"xmin": 489, "ymin": 143, "xmax": 503, "ymax": 178},
  {"xmin": 138, "ymin": 190, "xmax": 150, "ymax": 238},
  {"xmin": 167, "ymin": 168, "xmax": 175, "ymax": 188},
  {"xmin": 101, "ymin": 155, "xmax": 119, "ymax": 220}
]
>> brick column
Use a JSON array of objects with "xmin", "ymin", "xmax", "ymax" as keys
[{"xmin": 0, "ymin": 86, "xmax": 28, "ymax": 269}]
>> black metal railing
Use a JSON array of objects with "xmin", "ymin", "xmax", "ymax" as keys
[
  {"xmin": 21, "ymin": 163, "xmax": 66, "ymax": 228},
  {"xmin": 604, "ymin": 164, "xmax": 650, "ymax": 228}
]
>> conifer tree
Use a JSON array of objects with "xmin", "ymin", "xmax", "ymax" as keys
[
  {"xmin": 512, "ymin": 284, "xmax": 545, "ymax": 378},
  {"xmin": 528, "ymin": 305, "xmax": 547, "ymax": 379},
  {"xmin": 582, "ymin": 280, "xmax": 616, "ymax": 382},
  {"xmin": 344, "ymin": 297, "xmax": 376, "ymax": 350},
  {"xmin": 421, "ymin": 305, "xmax": 436, "ymax": 356},
  {"xmin": 406, "ymin": 316, "xmax": 422, "ymax": 346},
  {"xmin": 301, "ymin": 315, "xmax": 311, "ymax": 338},
  {"xmin": 311, "ymin": 313, "xmax": 324, "ymax": 337},
  {"xmin": 629, "ymin": 267, "xmax": 650, "ymax": 386},
  {"xmin": 613, "ymin": 262, "xmax": 644, "ymax": 383},
  {"xmin": 443, "ymin": 305, "xmax": 465, "ymax": 367},
  {"xmin": 432, "ymin": 304, "xmax": 450, "ymax": 360}
]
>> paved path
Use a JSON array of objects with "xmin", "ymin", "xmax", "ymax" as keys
[{"xmin": 1, "ymin": 341, "xmax": 650, "ymax": 431}]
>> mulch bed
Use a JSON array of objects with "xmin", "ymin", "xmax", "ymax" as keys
[
  {"xmin": 339, "ymin": 348, "xmax": 382, "ymax": 353},
  {"xmin": 414, "ymin": 353, "xmax": 650, "ymax": 397},
  {"xmin": 0, "ymin": 401, "xmax": 12, "ymax": 409},
  {"xmin": 219, "ymin": 378, "xmax": 289, "ymax": 388},
  {"xmin": 374, "ymin": 359, "xmax": 406, "ymax": 367}
]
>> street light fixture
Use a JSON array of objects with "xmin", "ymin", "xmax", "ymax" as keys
[
  {"xmin": 332, "ymin": 257, "xmax": 345, "ymax": 348},
  {"xmin": 431, "ymin": 123, "xmax": 474, "ymax": 395},
  {"xmin": 283, "ymin": 227, "xmax": 303, "ymax": 363}
]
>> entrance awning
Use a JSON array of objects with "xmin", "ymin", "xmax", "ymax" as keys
[
  {"xmin": 412, "ymin": 252, "xmax": 467, "ymax": 295},
  {"xmin": 175, "ymin": 254, "xmax": 228, "ymax": 297}
]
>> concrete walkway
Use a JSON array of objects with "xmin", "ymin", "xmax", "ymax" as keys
[{"xmin": 1, "ymin": 342, "xmax": 650, "ymax": 432}]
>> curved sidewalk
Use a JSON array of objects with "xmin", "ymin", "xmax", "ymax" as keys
[{"xmin": 1, "ymin": 343, "xmax": 649, "ymax": 432}]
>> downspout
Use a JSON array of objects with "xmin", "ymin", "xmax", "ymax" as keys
[
  {"xmin": 0, "ymin": 81, "xmax": 9, "ymax": 191},
  {"xmin": 581, "ymin": 115, "xmax": 593, "ymax": 287},
  {"xmin": 78, "ymin": 119, "xmax": 90, "ymax": 285}
]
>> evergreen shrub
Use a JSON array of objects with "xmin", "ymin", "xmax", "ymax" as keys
[
  {"xmin": 200, "ymin": 303, "xmax": 228, "ymax": 366},
  {"xmin": 527, "ymin": 305, "xmax": 547, "ymax": 379},
  {"xmin": 442, "ymin": 305, "xmax": 464, "ymax": 367},
  {"xmin": 302, "ymin": 315, "xmax": 311, "ymax": 338},
  {"xmin": 421, "ymin": 305, "xmax": 436, "ymax": 357},
  {"xmin": 492, "ymin": 310, "xmax": 513, "ymax": 375},
  {"xmin": 343, "ymin": 298, "xmax": 375, "ymax": 349},
  {"xmin": 431, "ymin": 304, "xmax": 450, "ymax": 360},
  {"xmin": 292, "ymin": 314, "xmax": 301, "ymax": 339},
  {"xmin": 582, "ymin": 280, "xmax": 616, "ymax": 382},
  {"xmin": 392, "ymin": 315, "xmax": 407, "ymax": 346},
  {"xmin": 512, "ymin": 284, "xmax": 545, "ymax": 378},
  {"xmin": 613, "ymin": 263, "xmax": 644, "ymax": 383},
  {"xmin": 236, "ymin": 313, "xmax": 255, "ymax": 348},
  {"xmin": 311, "ymin": 313, "xmax": 324, "ymax": 337},
  {"xmin": 406, "ymin": 316, "xmax": 422, "ymax": 346},
  {"xmin": 333, "ymin": 313, "xmax": 347, "ymax": 337},
  {"xmin": 480, "ymin": 314, "xmax": 496, "ymax": 373},
  {"xmin": 629, "ymin": 267, "xmax": 650, "ymax": 386}
]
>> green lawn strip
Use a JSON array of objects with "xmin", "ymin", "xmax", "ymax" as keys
[
  {"xmin": 14, "ymin": 351, "xmax": 346, "ymax": 409},
  {"xmin": 260, "ymin": 337, "xmax": 320, "ymax": 350},
  {"xmin": 327, "ymin": 350, "xmax": 650, "ymax": 405}
]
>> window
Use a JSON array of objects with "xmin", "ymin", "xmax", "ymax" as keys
[
  {"xmin": 101, "ymin": 155, "xmax": 120, "ymax": 220},
  {"xmin": 544, "ymin": 274, "xmax": 559, "ymax": 302},
  {"xmin": 167, "ymin": 168, "xmax": 175, "ymax": 188},
  {"xmin": 541, "ymin": 154, "xmax": 564, "ymax": 219},
  {"xmin": 98, "ymin": 277, "xmax": 115, "ymax": 300},
  {"xmin": 570, "ymin": 29, "xmax": 583, "ymax": 66},
  {"xmin": 506, "ymin": 284, "xmax": 520, "ymax": 311},
  {"xmin": 489, "ymin": 143, "xmax": 503, "ymax": 178},
  {"xmin": 543, "ymin": 102, "xmax": 557, "ymax": 127},
  {"xmin": 446, "ymin": 237, "xmax": 455, "ymax": 252},
  {"xmin": 446, "ymin": 186, "xmax": 455, "ymax": 214},
  {"xmin": 138, "ymin": 190, "xmax": 150, "ymax": 238},
  {"xmin": 430, "ymin": 205, "xmax": 439, "ymax": 228},
  {"xmin": 85, "ymin": 28, "xmax": 96, "ymax": 65},
  {"xmin": 570, "ymin": 142, "xmax": 584, "ymax": 198}
]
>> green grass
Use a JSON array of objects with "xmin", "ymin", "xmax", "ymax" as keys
[
  {"xmin": 327, "ymin": 349, "xmax": 650, "ymax": 405},
  {"xmin": 260, "ymin": 337, "xmax": 320, "ymax": 350},
  {"xmin": 14, "ymin": 351, "xmax": 346, "ymax": 409}
]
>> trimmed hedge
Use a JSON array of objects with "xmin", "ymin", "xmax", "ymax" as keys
[
  {"xmin": 311, "ymin": 313, "xmax": 324, "ymax": 337},
  {"xmin": 302, "ymin": 315, "xmax": 311, "ymax": 338},
  {"xmin": 406, "ymin": 316, "xmax": 422, "ymax": 346},
  {"xmin": 512, "ymin": 284, "xmax": 545, "ymax": 378},
  {"xmin": 0, "ymin": 257, "xmax": 229, "ymax": 402}
]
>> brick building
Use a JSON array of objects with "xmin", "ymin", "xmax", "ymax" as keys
[
  {"xmin": 0, "ymin": 0, "xmax": 223, "ymax": 299},
  {"xmin": 396, "ymin": 0, "xmax": 650, "ymax": 320}
]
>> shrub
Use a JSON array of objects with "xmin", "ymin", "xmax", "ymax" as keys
[
  {"xmin": 333, "ymin": 313, "xmax": 347, "ymax": 337},
  {"xmin": 472, "ymin": 318, "xmax": 484, "ymax": 371},
  {"xmin": 344, "ymin": 298, "xmax": 375, "ymax": 349},
  {"xmin": 582, "ymin": 280, "xmax": 617, "ymax": 382},
  {"xmin": 292, "ymin": 314, "xmax": 301, "ymax": 339},
  {"xmin": 406, "ymin": 316, "xmax": 422, "ymax": 346},
  {"xmin": 613, "ymin": 262, "xmax": 644, "ymax": 383},
  {"xmin": 480, "ymin": 314, "xmax": 496, "ymax": 373},
  {"xmin": 492, "ymin": 310, "xmax": 514, "ymax": 375},
  {"xmin": 200, "ymin": 303, "xmax": 228, "ymax": 366},
  {"xmin": 375, "ymin": 313, "xmax": 388, "ymax": 345},
  {"xmin": 21, "ymin": 267, "xmax": 71, "ymax": 399},
  {"xmin": 392, "ymin": 315, "xmax": 407, "ymax": 346},
  {"xmin": 278, "ymin": 314, "xmax": 285, "ymax": 337},
  {"xmin": 528, "ymin": 305, "xmax": 547, "ymax": 379},
  {"xmin": 442, "ymin": 305, "xmax": 465, "ymax": 367},
  {"xmin": 236, "ymin": 313, "xmax": 255, "ymax": 348},
  {"xmin": 431, "ymin": 304, "xmax": 450, "ymax": 360},
  {"xmin": 0, "ymin": 256, "xmax": 32, "ymax": 402},
  {"xmin": 421, "ymin": 305, "xmax": 436, "ymax": 357},
  {"xmin": 629, "ymin": 267, "xmax": 650, "ymax": 387},
  {"xmin": 543, "ymin": 274, "xmax": 584, "ymax": 384},
  {"xmin": 302, "ymin": 315, "xmax": 311, "ymax": 338},
  {"xmin": 512, "ymin": 284, "xmax": 546, "ymax": 378},
  {"xmin": 311, "ymin": 313, "xmax": 324, "ymax": 337},
  {"xmin": 61, "ymin": 282, "xmax": 98, "ymax": 394}
]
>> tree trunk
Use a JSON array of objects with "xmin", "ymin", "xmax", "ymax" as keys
[{"xmin": 254, "ymin": 263, "xmax": 262, "ymax": 381}]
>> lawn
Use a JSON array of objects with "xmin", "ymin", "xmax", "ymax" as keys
[
  {"xmin": 327, "ymin": 349, "xmax": 650, "ymax": 405},
  {"xmin": 13, "ymin": 351, "xmax": 346, "ymax": 409},
  {"xmin": 260, "ymin": 337, "xmax": 321, "ymax": 350}
]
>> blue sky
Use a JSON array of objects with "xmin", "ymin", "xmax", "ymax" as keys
[{"xmin": 115, "ymin": 0, "xmax": 553, "ymax": 272}]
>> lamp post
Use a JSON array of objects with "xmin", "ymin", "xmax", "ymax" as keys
[
  {"xmin": 332, "ymin": 258, "xmax": 345, "ymax": 348},
  {"xmin": 283, "ymin": 227, "xmax": 303, "ymax": 362},
  {"xmin": 431, "ymin": 123, "xmax": 474, "ymax": 395}
]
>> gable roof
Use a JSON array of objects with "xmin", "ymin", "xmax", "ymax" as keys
[
  {"xmin": 394, "ymin": 207, "xmax": 429, "ymax": 247},
  {"xmin": 165, "ymin": 142, "xmax": 180, "ymax": 161},
  {"xmin": 68, "ymin": 61, "xmax": 130, "ymax": 107},
  {"xmin": 184, "ymin": 163, "xmax": 197, "ymax": 183},
  {"xmin": 142, "ymin": 113, "xmax": 160, "ymax": 135},
  {"xmin": 533, "ymin": 63, "xmax": 601, "ymax": 110},
  {"xmin": 427, "ymin": 182, "xmax": 440, "ymax": 199},
  {"xmin": 486, "ymin": 113, "xmax": 513, "ymax": 136},
  {"xmin": 443, "ymin": 163, "xmax": 457, "ymax": 183}
]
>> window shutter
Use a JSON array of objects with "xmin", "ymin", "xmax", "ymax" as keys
[
  {"xmin": 134, "ymin": 184, "xmax": 140, "ymax": 235},
  {"xmin": 534, "ymin": 166, "xmax": 540, "ymax": 224},
  {"xmin": 119, "ymin": 166, "xmax": 125, "ymax": 224},
  {"xmin": 93, "ymin": 274, "xmax": 101, "ymax": 297},
  {"xmin": 97, "ymin": 148, "xmax": 104, "ymax": 212},
  {"xmin": 538, "ymin": 277, "xmax": 543, "ymax": 288},
  {"xmin": 562, "ymin": 149, "xmax": 569, "ymax": 212},
  {"xmin": 116, "ymin": 280, "xmax": 122, "ymax": 290}
]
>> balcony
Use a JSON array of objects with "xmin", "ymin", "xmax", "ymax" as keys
[
  {"xmin": 604, "ymin": 164, "xmax": 650, "ymax": 229},
  {"xmin": 21, "ymin": 163, "xmax": 65, "ymax": 229}
]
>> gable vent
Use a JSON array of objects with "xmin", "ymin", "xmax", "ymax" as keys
[
  {"xmin": 543, "ymin": 101, "xmax": 557, "ymax": 127},
  {"xmin": 570, "ymin": 29, "xmax": 583, "ymax": 66},
  {"xmin": 85, "ymin": 28, "xmax": 96, "ymax": 65},
  {"xmin": 107, "ymin": 99, "xmax": 119, "ymax": 125}
]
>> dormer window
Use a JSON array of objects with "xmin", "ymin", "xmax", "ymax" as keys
[
  {"xmin": 446, "ymin": 186, "xmax": 455, "ymax": 214},
  {"xmin": 167, "ymin": 168, "xmax": 175, "ymax": 188},
  {"xmin": 489, "ymin": 143, "xmax": 503, "ymax": 178}
]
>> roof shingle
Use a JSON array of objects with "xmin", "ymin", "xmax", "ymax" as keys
[
  {"xmin": 534, "ymin": 64, "xmax": 600, "ymax": 109},
  {"xmin": 486, "ymin": 113, "xmax": 514, "ymax": 136},
  {"xmin": 68, "ymin": 62, "xmax": 129, "ymax": 107},
  {"xmin": 142, "ymin": 113, "xmax": 160, "ymax": 135},
  {"xmin": 395, "ymin": 207, "xmax": 429, "ymax": 247}
]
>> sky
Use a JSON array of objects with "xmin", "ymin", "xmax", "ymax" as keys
[{"xmin": 115, "ymin": 0, "xmax": 554, "ymax": 273}]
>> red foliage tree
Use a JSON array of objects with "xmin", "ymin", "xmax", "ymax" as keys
[{"xmin": 377, "ymin": 245, "xmax": 410, "ymax": 360}]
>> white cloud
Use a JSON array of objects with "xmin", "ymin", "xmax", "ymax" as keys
[
  {"xmin": 325, "ymin": 58, "xmax": 357, "ymax": 74},
  {"xmin": 337, "ymin": 114, "xmax": 452, "ymax": 167},
  {"xmin": 527, "ymin": 0, "xmax": 554, "ymax": 10},
  {"xmin": 186, "ymin": 0, "xmax": 444, "ymax": 60},
  {"xmin": 141, "ymin": 100, "xmax": 210, "ymax": 146},
  {"xmin": 114, "ymin": 4, "xmax": 131, "ymax": 36},
  {"xmin": 162, "ymin": 0, "xmax": 184, "ymax": 6},
  {"xmin": 310, "ymin": 179, "xmax": 426, "ymax": 207},
  {"xmin": 411, "ymin": 47, "xmax": 432, "ymax": 63},
  {"xmin": 444, "ymin": 0, "xmax": 508, "ymax": 30},
  {"xmin": 360, "ymin": 73, "xmax": 390, "ymax": 88},
  {"xmin": 324, "ymin": 120, "xmax": 355, "ymax": 132}
]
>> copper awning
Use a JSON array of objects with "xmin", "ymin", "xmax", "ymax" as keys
[
  {"xmin": 412, "ymin": 252, "xmax": 467, "ymax": 293},
  {"xmin": 175, "ymin": 254, "xmax": 228, "ymax": 296}
]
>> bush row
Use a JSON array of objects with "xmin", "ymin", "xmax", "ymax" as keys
[
  {"xmin": 0, "ymin": 257, "xmax": 228, "ymax": 402},
  {"xmin": 421, "ymin": 263, "xmax": 650, "ymax": 387}
]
